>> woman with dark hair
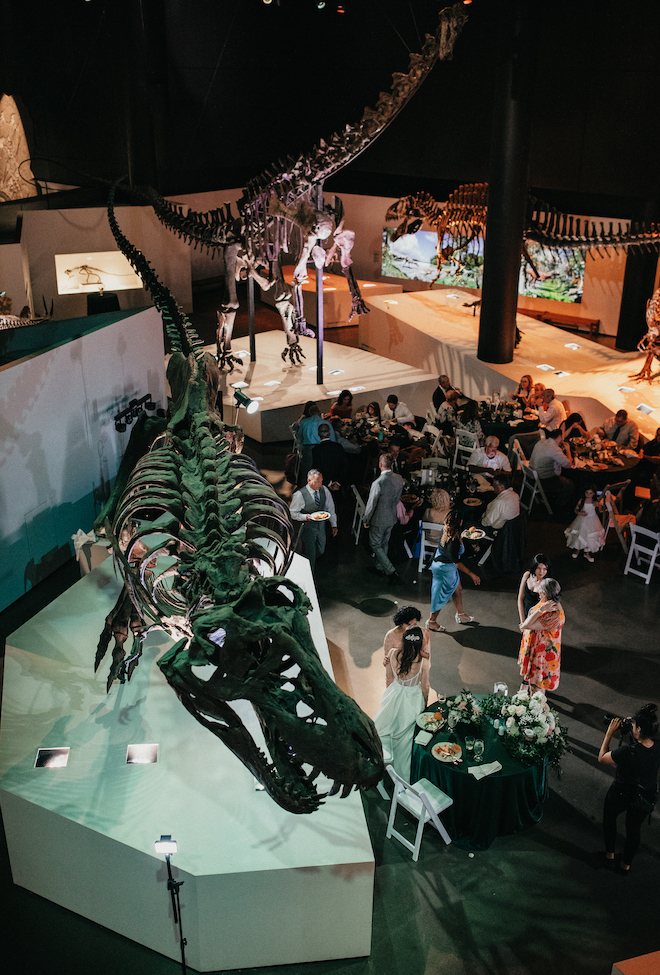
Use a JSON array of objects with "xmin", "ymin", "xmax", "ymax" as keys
[
  {"xmin": 517, "ymin": 553, "xmax": 552, "ymax": 623},
  {"xmin": 329, "ymin": 389, "xmax": 353, "ymax": 420},
  {"xmin": 355, "ymin": 401, "xmax": 382, "ymax": 428},
  {"xmin": 426, "ymin": 506, "xmax": 480, "ymax": 632},
  {"xmin": 374, "ymin": 626, "xmax": 430, "ymax": 778},
  {"xmin": 457, "ymin": 398, "xmax": 485, "ymax": 445},
  {"xmin": 518, "ymin": 577, "xmax": 564, "ymax": 694},
  {"xmin": 599, "ymin": 703, "xmax": 660, "ymax": 872},
  {"xmin": 382, "ymin": 606, "xmax": 430, "ymax": 664}
]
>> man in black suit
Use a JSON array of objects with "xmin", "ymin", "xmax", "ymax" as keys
[{"xmin": 312, "ymin": 424, "xmax": 347, "ymax": 490}]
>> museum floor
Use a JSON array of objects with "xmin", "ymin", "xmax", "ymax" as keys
[{"xmin": 1, "ymin": 298, "xmax": 658, "ymax": 974}]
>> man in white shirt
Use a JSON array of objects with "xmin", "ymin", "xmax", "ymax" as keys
[
  {"xmin": 529, "ymin": 429, "xmax": 574, "ymax": 508},
  {"xmin": 468, "ymin": 436, "xmax": 512, "ymax": 474},
  {"xmin": 290, "ymin": 469, "xmax": 337, "ymax": 572},
  {"xmin": 382, "ymin": 394, "xmax": 415, "ymax": 426},
  {"xmin": 537, "ymin": 388, "xmax": 566, "ymax": 431},
  {"xmin": 481, "ymin": 474, "xmax": 520, "ymax": 530}
]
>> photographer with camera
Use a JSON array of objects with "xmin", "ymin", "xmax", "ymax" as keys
[{"xmin": 598, "ymin": 703, "xmax": 660, "ymax": 873}]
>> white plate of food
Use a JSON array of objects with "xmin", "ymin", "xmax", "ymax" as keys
[
  {"xmin": 416, "ymin": 711, "xmax": 445, "ymax": 732},
  {"xmin": 463, "ymin": 527, "xmax": 486, "ymax": 539},
  {"xmin": 310, "ymin": 511, "xmax": 331, "ymax": 521},
  {"xmin": 432, "ymin": 741, "xmax": 462, "ymax": 763}
]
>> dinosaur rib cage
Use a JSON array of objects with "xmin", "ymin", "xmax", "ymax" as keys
[{"xmin": 110, "ymin": 423, "xmax": 294, "ymax": 632}]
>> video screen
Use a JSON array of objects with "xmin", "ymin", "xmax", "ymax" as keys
[{"xmin": 382, "ymin": 227, "xmax": 585, "ymax": 302}]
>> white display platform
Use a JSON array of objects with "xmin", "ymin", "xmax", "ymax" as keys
[
  {"xmin": 0, "ymin": 555, "xmax": 375, "ymax": 971},
  {"xmin": 219, "ymin": 330, "xmax": 438, "ymax": 442},
  {"xmin": 360, "ymin": 288, "xmax": 660, "ymax": 437},
  {"xmin": 261, "ymin": 267, "xmax": 403, "ymax": 327}
]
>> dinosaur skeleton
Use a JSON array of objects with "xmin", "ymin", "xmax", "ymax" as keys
[
  {"xmin": 629, "ymin": 288, "xmax": 660, "ymax": 383},
  {"xmin": 125, "ymin": 3, "xmax": 468, "ymax": 368},
  {"xmin": 386, "ymin": 183, "xmax": 660, "ymax": 280},
  {"xmin": 95, "ymin": 183, "xmax": 383, "ymax": 813}
]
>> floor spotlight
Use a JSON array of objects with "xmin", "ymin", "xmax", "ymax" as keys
[
  {"xmin": 155, "ymin": 835, "xmax": 187, "ymax": 972},
  {"xmin": 233, "ymin": 389, "xmax": 259, "ymax": 415}
]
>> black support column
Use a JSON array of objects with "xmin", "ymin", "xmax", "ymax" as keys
[{"xmin": 478, "ymin": 1, "xmax": 537, "ymax": 364}]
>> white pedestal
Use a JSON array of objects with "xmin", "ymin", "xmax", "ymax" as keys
[{"xmin": 0, "ymin": 556, "xmax": 374, "ymax": 971}]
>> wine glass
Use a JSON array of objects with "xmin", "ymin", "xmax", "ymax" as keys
[
  {"xmin": 448, "ymin": 712, "xmax": 458, "ymax": 736},
  {"xmin": 465, "ymin": 736, "xmax": 475, "ymax": 755},
  {"xmin": 473, "ymin": 739, "xmax": 485, "ymax": 763}
]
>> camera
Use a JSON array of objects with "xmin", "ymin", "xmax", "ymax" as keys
[{"xmin": 603, "ymin": 714, "xmax": 633, "ymax": 735}]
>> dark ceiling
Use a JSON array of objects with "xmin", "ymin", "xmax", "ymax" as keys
[{"xmin": 3, "ymin": 0, "xmax": 660, "ymax": 217}]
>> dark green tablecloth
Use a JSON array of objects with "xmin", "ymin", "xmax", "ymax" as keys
[{"xmin": 411, "ymin": 706, "xmax": 548, "ymax": 851}]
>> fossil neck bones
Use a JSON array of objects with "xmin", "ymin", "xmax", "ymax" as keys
[{"xmin": 95, "ymin": 185, "xmax": 383, "ymax": 813}]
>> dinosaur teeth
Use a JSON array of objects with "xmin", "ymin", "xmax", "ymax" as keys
[
  {"xmin": 340, "ymin": 783, "xmax": 353, "ymax": 799},
  {"xmin": 328, "ymin": 780, "xmax": 342, "ymax": 797}
]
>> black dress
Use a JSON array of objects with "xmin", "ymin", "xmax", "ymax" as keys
[
  {"xmin": 522, "ymin": 581, "xmax": 541, "ymax": 618},
  {"xmin": 603, "ymin": 738, "xmax": 660, "ymax": 864}
]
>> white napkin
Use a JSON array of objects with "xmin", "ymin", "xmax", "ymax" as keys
[
  {"xmin": 71, "ymin": 528, "xmax": 97, "ymax": 560},
  {"xmin": 415, "ymin": 730, "xmax": 433, "ymax": 746},
  {"xmin": 467, "ymin": 760, "xmax": 502, "ymax": 779},
  {"xmin": 474, "ymin": 474, "xmax": 492, "ymax": 492},
  {"xmin": 509, "ymin": 419, "xmax": 524, "ymax": 426}
]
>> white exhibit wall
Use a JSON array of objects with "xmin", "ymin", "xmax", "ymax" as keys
[
  {"xmin": 20, "ymin": 206, "xmax": 193, "ymax": 321},
  {"xmin": 0, "ymin": 242, "xmax": 27, "ymax": 314},
  {"xmin": 0, "ymin": 306, "xmax": 166, "ymax": 612}
]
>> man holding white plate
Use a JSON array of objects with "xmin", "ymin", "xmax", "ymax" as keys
[{"xmin": 290, "ymin": 469, "xmax": 338, "ymax": 573}]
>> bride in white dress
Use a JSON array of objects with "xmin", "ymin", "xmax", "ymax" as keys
[{"xmin": 374, "ymin": 627, "xmax": 430, "ymax": 779}]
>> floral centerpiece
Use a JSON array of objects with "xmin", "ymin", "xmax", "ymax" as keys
[
  {"xmin": 481, "ymin": 691, "xmax": 568, "ymax": 771},
  {"xmin": 445, "ymin": 690, "xmax": 483, "ymax": 730}
]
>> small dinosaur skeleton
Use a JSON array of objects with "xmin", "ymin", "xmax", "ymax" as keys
[
  {"xmin": 125, "ymin": 3, "xmax": 468, "ymax": 368},
  {"xmin": 386, "ymin": 183, "xmax": 660, "ymax": 279},
  {"xmin": 629, "ymin": 288, "xmax": 660, "ymax": 383},
  {"xmin": 94, "ymin": 183, "xmax": 383, "ymax": 813}
]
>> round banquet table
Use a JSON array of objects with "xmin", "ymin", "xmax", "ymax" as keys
[
  {"xmin": 482, "ymin": 418, "xmax": 539, "ymax": 445},
  {"xmin": 411, "ymin": 704, "xmax": 548, "ymax": 851},
  {"xmin": 565, "ymin": 454, "xmax": 640, "ymax": 491}
]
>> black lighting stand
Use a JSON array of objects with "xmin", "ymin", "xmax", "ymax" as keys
[
  {"xmin": 164, "ymin": 852, "xmax": 187, "ymax": 974},
  {"xmin": 114, "ymin": 393, "xmax": 165, "ymax": 432}
]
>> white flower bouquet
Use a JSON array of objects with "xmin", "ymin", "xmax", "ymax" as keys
[{"xmin": 483, "ymin": 691, "xmax": 567, "ymax": 770}]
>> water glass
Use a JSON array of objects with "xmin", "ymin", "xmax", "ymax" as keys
[
  {"xmin": 448, "ymin": 712, "xmax": 458, "ymax": 732},
  {"xmin": 473, "ymin": 739, "xmax": 485, "ymax": 762},
  {"xmin": 465, "ymin": 736, "xmax": 475, "ymax": 754},
  {"xmin": 494, "ymin": 682, "xmax": 508, "ymax": 697}
]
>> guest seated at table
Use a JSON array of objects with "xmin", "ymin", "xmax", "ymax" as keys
[
  {"xmin": 560, "ymin": 411, "xmax": 588, "ymax": 442},
  {"xmin": 468, "ymin": 436, "xmax": 512, "ymax": 475},
  {"xmin": 382, "ymin": 394, "xmax": 415, "ymax": 427},
  {"xmin": 432, "ymin": 374, "xmax": 461, "ymax": 410},
  {"xmin": 537, "ymin": 388, "xmax": 567, "ymax": 431},
  {"xmin": 589, "ymin": 410, "xmax": 640, "ymax": 450},
  {"xmin": 527, "ymin": 382, "xmax": 546, "ymax": 410},
  {"xmin": 327, "ymin": 389, "xmax": 353, "ymax": 420},
  {"xmin": 481, "ymin": 474, "xmax": 520, "ymax": 531},
  {"xmin": 402, "ymin": 420, "xmax": 429, "ymax": 443},
  {"xmin": 355, "ymin": 401, "xmax": 382, "ymax": 428},
  {"xmin": 374, "ymin": 626, "xmax": 429, "ymax": 779},
  {"xmin": 529, "ymin": 428, "xmax": 574, "ymax": 509},
  {"xmin": 422, "ymin": 488, "xmax": 451, "ymax": 545},
  {"xmin": 457, "ymin": 398, "xmax": 485, "ymax": 445},
  {"xmin": 510, "ymin": 374, "xmax": 534, "ymax": 409},
  {"xmin": 636, "ymin": 498, "xmax": 660, "ymax": 533},
  {"xmin": 312, "ymin": 424, "xmax": 347, "ymax": 491},
  {"xmin": 434, "ymin": 389, "xmax": 460, "ymax": 434},
  {"xmin": 329, "ymin": 417, "xmax": 362, "ymax": 454},
  {"xmin": 386, "ymin": 439, "xmax": 411, "ymax": 478},
  {"xmin": 641, "ymin": 427, "xmax": 660, "ymax": 457}
]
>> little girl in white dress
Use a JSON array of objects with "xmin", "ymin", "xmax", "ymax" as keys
[{"xmin": 565, "ymin": 485, "xmax": 605, "ymax": 562}]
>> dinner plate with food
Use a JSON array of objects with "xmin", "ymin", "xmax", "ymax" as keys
[
  {"xmin": 462, "ymin": 526, "xmax": 486, "ymax": 540},
  {"xmin": 416, "ymin": 711, "xmax": 445, "ymax": 732},
  {"xmin": 310, "ymin": 511, "xmax": 331, "ymax": 521},
  {"xmin": 432, "ymin": 741, "xmax": 462, "ymax": 763},
  {"xmin": 463, "ymin": 497, "xmax": 482, "ymax": 508}
]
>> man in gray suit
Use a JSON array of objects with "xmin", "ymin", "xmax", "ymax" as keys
[{"xmin": 363, "ymin": 453, "xmax": 404, "ymax": 584}]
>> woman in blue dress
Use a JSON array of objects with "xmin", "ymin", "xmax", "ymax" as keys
[{"xmin": 426, "ymin": 506, "xmax": 481, "ymax": 632}]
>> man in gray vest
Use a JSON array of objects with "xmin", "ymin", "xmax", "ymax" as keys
[
  {"xmin": 363, "ymin": 453, "xmax": 404, "ymax": 584},
  {"xmin": 290, "ymin": 469, "xmax": 338, "ymax": 573}
]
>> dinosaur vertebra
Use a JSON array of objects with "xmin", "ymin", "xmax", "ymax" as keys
[
  {"xmin": 126, "ymin": 3, "xmax": 468, "ymax": 367},
  {"xmin": 95, "ymin": 183, "xmax": 383, "ymax": 813}
]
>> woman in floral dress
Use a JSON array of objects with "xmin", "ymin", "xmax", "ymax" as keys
[{"xmin": 518, "ymin": 578, "xmax": 565, "ymax": 694}]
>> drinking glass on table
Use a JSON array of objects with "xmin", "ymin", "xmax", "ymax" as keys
[
  {"xmin": 448, "ymin": 712, "xmax": 458, "ymax": 735},
  {"xmin": 465, "ymin": 736, "xmax": 475, "ymax": 755},
  {"xmin": 473, "ymin": 739, "xmax": 485, "ymax": 762}
]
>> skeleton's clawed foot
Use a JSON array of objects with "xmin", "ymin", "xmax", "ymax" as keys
[
  {"xmin": 217, "ymin": 351, "xmax": 244, "ymax": 372},
  {"xmin": 281, "ymin": 343, "xmax": 306, "ymax": 365}
]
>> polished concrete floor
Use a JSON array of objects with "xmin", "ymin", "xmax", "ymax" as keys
[{"xmin": 1, "ymin": 298, "xmax": 658, "ymax": 973}]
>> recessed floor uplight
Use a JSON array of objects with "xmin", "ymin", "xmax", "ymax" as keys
[
  {"xmin": 264, "ymin": 380, "xmax": 281, "ymax": 387},
  {"xmin": 326, "ymin": 389, "xmax": 342, "ymax": 396},
  {"xmin": 565, "ymin": 343, "xmax": 581, "ymax": 350},
  {"xmin": 349, "ymin": 385, "xmax": 366, "ymax": 392},
  {"xmin": 363, "ymin": 283, "xmax": 377, "ymax": 288},
  {"xmin": 329, "ymin": 369, "xmax": 344, "ymax": 375},
  {"xmin": 384, "ymin": 300, "xmax": 399, "ymax": 305},
  {"xmin": 537, "ymin": 364, "xmax": 554, "ymax": 372},
  {"xmin": 554, "ymin": 371, "xmax": 570, "ymax": 378},
  {"xmin": 231, "ymin": 381, "xmax": 249, "ymax": 389},
  {"xmin": 618, "ymin": 386, "xmax": 634, "ymax": 393},
  {"xmin": 35, "ymin": 747, "xmax": 70, "ymax": 769},
  {"xmin": 126, "ymin": 744, "xmax": 159, "ymax": 765},
  {"xmin": 234, "ymin": 350, "xmax": 249, "ymax": 358},
  {"xmin": 636, "ymin": 404, "xmax": 654, "ymax": 415},
  {"xmin": 446, "ymin": 294, "xmax": 459, "ymax": 299}
]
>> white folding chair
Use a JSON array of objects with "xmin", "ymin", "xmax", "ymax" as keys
[
  {"xmin": 624, "ymin": 525, "xmax": 660, "ymax": 584},
  {"xmin": 350, "ymin": 485, "xmax": 366, "ymax": 545},
  {"xmin": 376, "ymin": 747, "xmax": 395, "ymax": 800},
  {"xmin": 453, "ymin": 428, "xmax": 479, "ymax": 470},
  {"xmin": 519, "ymin": 464, "xmax": 553, "ymax": 515},
  {"xmin": 510, "ymin": 438, "xmax": 528, "ymax": 472},
  {"xmin": 386, "ymin": 767, "xmax": 453, "ymax": 861},
  {"xmin": 418, "ymin": 521, "xmax": 441, "ymax": 572},
  {"xmin": 602, "ymin": 491, "xmax": 635, "ymax": 554}
]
